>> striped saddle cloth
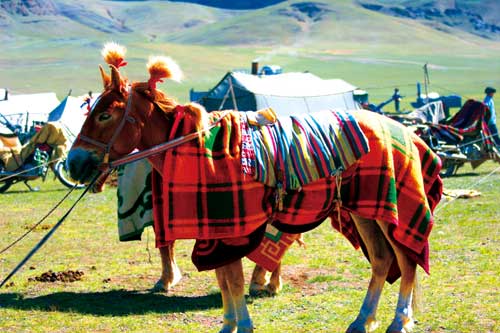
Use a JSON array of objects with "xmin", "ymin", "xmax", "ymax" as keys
[{"xmin": 240, "ymin": 109, "xmax": 370, "ymax": 191}]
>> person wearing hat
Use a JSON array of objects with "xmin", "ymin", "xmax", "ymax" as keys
[{"xmin": 484, "ymin": 86, "xmax": 500, "ymax": 147}]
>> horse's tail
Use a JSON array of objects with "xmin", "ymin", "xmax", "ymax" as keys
[{"xmin": 412, "ymin": 269, "xmax": 423, "ymax": 314}]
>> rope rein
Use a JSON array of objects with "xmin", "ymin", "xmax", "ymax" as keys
[
  {"xmin": 0, "ymin": 157, "xmax": 64, "ymax": 183},
  {"xmin": 0, "ymin": 173, "xmax": 101, "ymax": 289},
  {"xmin": 0, "ymin": 183, "xmax": 78, "ymax": 255}
]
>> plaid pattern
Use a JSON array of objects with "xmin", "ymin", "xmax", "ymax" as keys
[
  {"xmin": 332, "ymin": 110, "xmax": 442, "ymax": 277},
  {"xmin": 153, "ymin": 112, "xmax": 269, "ymax": 246},
  {"xmin": 152, "ymin": 109, "xmax": 442, "ymax": 279}
]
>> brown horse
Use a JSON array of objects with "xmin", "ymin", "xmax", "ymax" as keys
[{"xmin": 67, "ymin": 50, "xmax": 442, "ymax": 333}]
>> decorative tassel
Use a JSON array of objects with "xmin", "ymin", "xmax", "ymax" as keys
[{"xmin": 101, "ymin": 42, "xmax": 127, "ymax": 68}]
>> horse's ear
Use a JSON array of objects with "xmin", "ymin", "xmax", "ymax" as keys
[
  {"xmin": 109, "ymin": 64, "xmax": 124, "ymax": 92},
  {"xmin": 99, "ymin": 65, "xmax": 111, "ymax": 88}
]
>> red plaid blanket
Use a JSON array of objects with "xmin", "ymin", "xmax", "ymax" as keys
[{"xmin": 152, "ymin": 109, "xmax": 442, "ymax": 280}]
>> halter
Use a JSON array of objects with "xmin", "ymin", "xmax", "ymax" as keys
[
  {"xmin": 78, "ymin": 86, "xmax": 136, "ymax": 163},
  {"xmin": 77, "ymin": 86, "xmax": 231, "ymax": 171}
]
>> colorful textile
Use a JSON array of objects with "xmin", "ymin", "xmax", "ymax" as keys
[
  {"xmin": 333, "ymin": 110, "xmax": 442, "ymax": 280},
  {"xmin": 241, "ymin": 110, "xmax": 369, "ymax": 190},
  {"xmin": 116, "ymin": 159, "xmax": 153, "ymax": 241},
  {"xmin": 271, "ymin": 110, "xmax": 442, "ymax": 281},
  {"xmin": 428, "ymin": 100, "xmax": 495, "ymax": 147},
  {"xmin": 247, "ymin": 224, "xmax": 301, "ymax": 272},
  {"xmin": 151, "ymin": 108, "xmax": 442, "ymax": 281},
  {"xmin": 154, "ymin": 112, "xmax": 269, "ymax": 245}
]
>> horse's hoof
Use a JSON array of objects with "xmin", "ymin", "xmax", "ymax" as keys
[
  {"xmin": 151, "ymin": 279, "xmax": 167, "ymax": 293},
  {"xmin": 346, "ymin": 319, "xmax": 379, "ymax": 333},
  {"xmin": 249, "ymin": 283, "xmax": 278, "ymax": 298},
  {"xmin": 249, "ymin": 288, "xmax": 272, "ymax": 298},
  {"xmin": 386, "ymin": 317, "xmax": 414, "ymax": 333},
  {"xmin": 218, "ymin": 325, "xmax": 236, "ymax": 333}
]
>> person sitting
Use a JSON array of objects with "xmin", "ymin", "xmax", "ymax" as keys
[{"xmin": 484, "ymin": 86, "xmax": 500, "ymax": 148}]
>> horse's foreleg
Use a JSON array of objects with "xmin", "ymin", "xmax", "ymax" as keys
[
  {"xmin": 347, "ymin": 214, "xmax": 394, "ymax": 333},
  {"xmin": 377, "ymin": 223, "xmax": 417, "ymax": 333},
  {"xmin": 153, "ymin": 241, "xmax": 182, "ymax": 292},
  {"xmin": 216, "ymin": 259, "xmax": 253, "ymax": 333}
]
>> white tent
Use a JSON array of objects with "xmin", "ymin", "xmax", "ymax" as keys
[
  {"xmin": 192, "ymin": 72, "xmax": 360, "ymax": 116},
  {"xmin": 48, "ymin": 94, "xmax": 100, "ymax": 143},
  {"xmin": 0, "ymin": 92, "xmax": 60, "ymax": 129}
]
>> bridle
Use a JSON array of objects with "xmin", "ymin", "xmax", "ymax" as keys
[
  {"xmin": 76, "ymin": 86, "xmax": 231, "ymax": 172},
  {"xmin": 78, "ymin": 86, "xmax": 136, "ymax": 163}
]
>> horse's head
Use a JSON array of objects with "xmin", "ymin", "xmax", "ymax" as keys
[{"xmin": 67, "ymin": 43, "xmax": 207, "ymax": 184}]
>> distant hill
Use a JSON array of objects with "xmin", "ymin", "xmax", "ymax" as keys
[
  {"xmin": 168, "ymin": 0, "xmax": 287, "ymax": 10},
  {"xmin": 358, "ymin": 0, "xmax": 500, "ymax": 40},
  {"xmin": 1, "ymin": 0, "xmax": 499, "ymax": 45}
]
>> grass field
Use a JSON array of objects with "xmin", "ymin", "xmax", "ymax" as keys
[{"xmin": 0, "ymin": 159, "xmax": 499, "ymax": 333}]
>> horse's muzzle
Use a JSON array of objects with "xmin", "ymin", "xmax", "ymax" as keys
[{"xmin": 66, "ymin": 148, "xmax": 101, "ymax": 184}]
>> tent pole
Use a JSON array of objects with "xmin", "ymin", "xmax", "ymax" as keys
[
  {"xmin": 228, "ymin": 76, "xmax": 238, "ymax": 111},
  {"xmin": 218, "ymin": 85, "xmax": 231, "ymax": 110}
]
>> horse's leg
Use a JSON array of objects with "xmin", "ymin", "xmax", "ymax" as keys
[
  {"xmin": 153, "ymin": 241, "xmax": 182, "ymax": 292},
  {"xmin": 249, "ymin": 264, "xmax": 268, "ymax": 296},
  {"xmin": 216, "ymin": 259, "xmax": 253, "ymax": 333},
  {"xmin": 249, "ymin": 263, "xmax": 282, "ymax": 297},
  {"xmin": 267, "ymin": 262, "xmax": 282, "ymax": 295},
  {"xmin": 377, "ymin": 222, "xmax": 417, "ymax": 333},
  {"xmin": 347, "ymin": 214, "xmax": 394, "ymax": 333}
]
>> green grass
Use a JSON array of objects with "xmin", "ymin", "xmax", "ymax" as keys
[{"xmin": 0, "ymin": 161, "xmax": 499, "ymax": 332}]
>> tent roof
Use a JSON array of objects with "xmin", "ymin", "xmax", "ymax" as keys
[
  {"xmin": 220, "ymin": 72, "xmax": 357, "ymax": 97},
  {"xmin": 0, "ymin": 92, "xmax": 60, "ymax": 125}
]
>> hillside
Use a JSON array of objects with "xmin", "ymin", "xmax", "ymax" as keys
[
  {"xmin": 1, "ymin": 0, "xmax": 499, "ymax": 45},
  {"xmin": 0, "ymin": 0, "xmax": 499, "ymax": 100}
]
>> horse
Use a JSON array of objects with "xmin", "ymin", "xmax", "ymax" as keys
[
  {"xmin": 86, "ymin": 42, "xmax": 296, "ymax": 298},
  {"xmin": 67, "ymin": 47, "xmax": 442, "ymax": 333}
]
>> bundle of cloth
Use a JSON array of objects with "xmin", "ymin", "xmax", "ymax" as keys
[{"xmin": 0, "ymin": 122, "xmax": 68, "ymax": 171}]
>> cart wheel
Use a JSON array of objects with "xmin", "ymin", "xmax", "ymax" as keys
[
  {"xmin": 54, "ymin": 160, "xmax": 85, "ymax": 189},
  {"xmin": 0, "ymin": 179, "xmax": 13, "ymax": 193}
]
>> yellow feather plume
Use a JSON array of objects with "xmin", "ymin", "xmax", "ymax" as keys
[
  {"xmin": 147, "ymin": 56, "xmax": 183, "ymax": 83},
  {"xmin": 101, "ymin": 42, "xmax": 127, "ymax": 67}
]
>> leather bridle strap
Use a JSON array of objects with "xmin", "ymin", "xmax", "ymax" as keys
[
  {"xmin": 104, "ymin": 110, "xmax": 231, "ymax": 171},
  {"xmin": 78, "ymin": 87, "xmax": 135, "ymax": 163}
]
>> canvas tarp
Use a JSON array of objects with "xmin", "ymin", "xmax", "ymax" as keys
[
  {"xmin": 192, "ymin": 72, "xmax": 360, "ymax": 116},
  {"xmin": 48, "ymin": 94, "xmax": 99, "ymax": 142},
  {"xmin": 0, "ymin": 92, "xmax": 60, "ymax": 129}
]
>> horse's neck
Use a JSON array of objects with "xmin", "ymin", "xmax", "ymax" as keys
[{"xmin": 138, "ymin": 103, "xmax": 174, "ymax": 175}]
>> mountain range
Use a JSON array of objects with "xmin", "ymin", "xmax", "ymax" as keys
[{"xmin": 1, "ymin": 0, "xmax": 499, "ymax": 45}]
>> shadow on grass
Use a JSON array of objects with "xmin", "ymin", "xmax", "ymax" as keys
[
  {"xmin": 445, "ymin": 172, "xmax": 481, "ymax": 178},
  {"xmin": 0, "ymin": 290, "xmax": 222, "ymax": 316}
]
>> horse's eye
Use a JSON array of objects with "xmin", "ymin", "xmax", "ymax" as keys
[{"xmin": 98, "ymin": 113, "xmax": 112, "ymax": 122}]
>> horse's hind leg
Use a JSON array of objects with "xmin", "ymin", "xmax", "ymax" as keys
[
  {"xmin": 153, "ymin": 241, "xmax": 182, "ymax": 292},
  {"xmin": 249, "ymin": 264, "xmax": 268, "ymax": 296},
  {"xmin": 216, "ymin": 259, "xmax": 253, "ymax": 333},
  {"xmin": 249, "ymin": 263, "xmax": 282, "ymax": 297},
  {"xmin": 347, "ymin": 214, "xmax": 394, "ymax": 333},
  {"xmin": 267, "ymin": 262, "xmax": 282, "ymax": 295},
  {"xmin": 377, "ymin": 223, "xmax": 417, "ymax": 333}
]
